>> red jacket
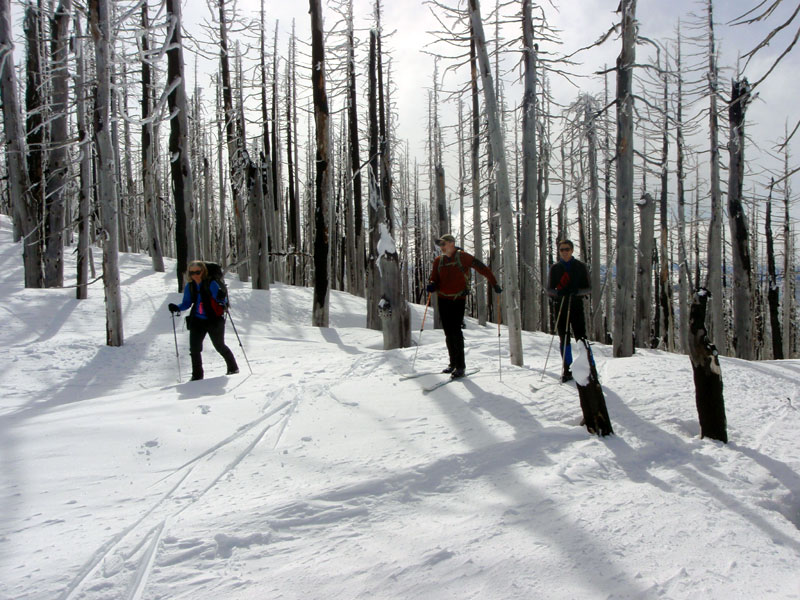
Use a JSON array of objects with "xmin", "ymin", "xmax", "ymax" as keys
[{"xmin": 429, "ymin": 250, "xmax": 497, "ymax": 299}]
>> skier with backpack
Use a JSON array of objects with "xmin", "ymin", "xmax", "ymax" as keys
[
  {"xmin": 426, "ymin": 234, "xmax": 502, "ymax": 379},
  {"xmin": 168, "ymin": 260, "xmax": 239, "ymax": 381}
]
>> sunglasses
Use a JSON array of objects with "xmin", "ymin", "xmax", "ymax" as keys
[
  {"xmin": 559, "ymin": 247, "xmax": 572, "ymax": 252},
  {"xmin": 189, "ymin": 270, "xmax": 202, "ymax": 275}
]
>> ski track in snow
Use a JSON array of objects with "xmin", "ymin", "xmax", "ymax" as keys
[{"xmin": 56, "ymin": 384, "xmax": 305, "ymax": 600}]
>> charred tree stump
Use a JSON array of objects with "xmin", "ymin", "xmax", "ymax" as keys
[
  {"xmin": 688, "ymin": 288, "xmax": 727, "ymax": 443},
  {"xmin": 573, "ymin": 338, "xmax": 614, "ymax": 437}
]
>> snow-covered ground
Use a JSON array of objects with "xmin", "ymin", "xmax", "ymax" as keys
[{"xmin": 1, "ymin": 214, "xmax": 798, "ymax": 600}]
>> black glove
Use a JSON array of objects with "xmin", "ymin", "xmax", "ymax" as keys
[
  {"xmin": 425, "ymin": 282, "xmax": 436, "ymax": 293},
  {"xmin": 168, "ymin": 303, "xmax": 180, "ymax": 314},
  {"xmin": 494, "ymin": 284, "xmax": 502, "ymax": 294}
]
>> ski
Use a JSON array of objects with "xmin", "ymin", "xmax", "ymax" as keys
[
  {"xmin": 423, "ymin": 369, "xmax": 480, "ymax": 393},
  {"xmin": 399, "ymin": 371, "xmax": 441, "ymax": 381}
]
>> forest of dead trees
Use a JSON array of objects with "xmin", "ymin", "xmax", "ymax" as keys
[{"xmin": 0, "ymin": 0, "xmax": 797, "ymax": 362}]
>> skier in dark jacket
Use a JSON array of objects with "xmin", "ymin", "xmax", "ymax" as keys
[
  {"xmin": 168, "ymin": 260, "xmax": 239, "ymax": 381},
  {"xmin": 426, "ymin": 234, "xmax": 502, "ymax": 379},
  {"xmin": 546, "ymin": 239, "xmax": 591, "ymax": 382}
]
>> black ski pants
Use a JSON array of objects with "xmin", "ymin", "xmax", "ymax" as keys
[
  {"xmin": 439, "ymin": 296, "xmax": 467, "ymax": 370},
  {"xmin": 188, "ymin": 317, "xmax": 238, "ymax": 375},
  {"xmin": 554, "ymin": 296, "xmax": 586, "ymax": 373}
]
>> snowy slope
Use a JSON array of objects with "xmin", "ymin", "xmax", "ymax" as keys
[{"xmin": 0, "ymin": 215, "xmax": 798, "ymax": 600}]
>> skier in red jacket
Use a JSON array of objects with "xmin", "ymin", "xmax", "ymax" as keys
[{"xmin": 426, "ymin": 234, "xmax": 502, "ymax": 378}]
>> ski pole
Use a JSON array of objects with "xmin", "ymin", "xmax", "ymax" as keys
[
  {"xmin": 171, "ymin": 312, "xmax": 182, "ymax": 383},
  {"xmin": 540, "ymin": 295, "xmax": 565, "ymax": 381},
  {"xmin": 226, "ymin": 307, "xmax": 253, "ymax": 375},
  {"xmin": 496, "ymin": 291, "xmax": 502, "ymax": 382},
  {"xmin": 411, "ymin": 292, "xmax": 432, "ymax": 372}
]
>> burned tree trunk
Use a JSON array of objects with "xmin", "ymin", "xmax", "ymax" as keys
[
  {"xmin": 468, "ymin": 0, "xmax": 524, "ymax": 366},
  {"xmin": 469, "ymin": 34, "xmax": 487, "ymax": 326},
  {"xmin": 766, "ymin": 183, "xmax": 783, "ymax": 359},
  {"xmin": 706, "ymin": 0, "xmax": 726, "ymax": 354},
  {"xmin": 613, "ymin": 0, "xmax": 636, "ymax": 357},
  {"xmin": 636, "ymin": 192, "xmax": 655, "ymax": 348},
  {"xmin": 45, "ymin": 0, "xmax": 71, "ymax": 288},
  {"xmin": 90, "ymin": 0, "xmax": 123, "ymax": 346},
  {"xmin": 74, "ymin": 14, "xmax": 92, "ymax": 298},
  {"xmin": 344, "ymin": 3, "xmax": 364, "ymax": 295},
  {"xmin": 25, "ymin": 1, "xmax": 45, "ymax": 283},
  {"xmin": 520, "ymin": 0, "xmax": 539, "ymax": 331},
  {"xmin": 727, "ymin": 77, "xmax": 754, "ymax": 360},
  {"xmin": 166, "ymin": 0, "xmax": 196, "ymax": 290},
  {"xmin": 309, "ymin": 0, "xmax": 331, "ymax": 327},
  {"xmin": 688, "ymin": 288, "xmax": 727, "ymax": 443},
  {"xmin": 366, "ymin": 30, "xmax": 382, "ymax": 331},
  {"xmin": 573, "ymin": 338, "xmax": 613, "ymax": 437},
  {"xmin": 218, "ymin": 0, "xmax": 247, "ymax": 282},
  {"xmin": 141, "ymin": 1, "xmax": 164, "ymax": 272},
  {"xmin": 0, "ymin": 0, "xmax": 42, "ymax": 287}
]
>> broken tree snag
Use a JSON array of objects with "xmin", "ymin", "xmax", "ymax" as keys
[
  {"xmin": 572, "ymin": 338, "xmax": 614, "ymax": 437},
  {"xmin": 687, "ymin": 288, "xmax": 727, "ymax": 443}
]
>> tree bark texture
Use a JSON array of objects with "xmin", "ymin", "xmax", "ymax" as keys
[
  {"xmin": 44, "ymin": 0, "xmax": 72, "ymax": 288},
  {"xmin": 706, "ymin": 0, "xmax": 726, "ymax": 354},
  {"xmin": 469, "ymin": 35, "xmax": 487, "ymax": 326},
  {"xmin": 636, "ymin": 193, "xmax": 655, "ymax": 348},
  {"xmin": 310, "ymin": 0, "xmax": 331, "ymax": 327},
  {"xmin": 688, "ymin": 289, "xmax": 727, "ymax": 443},
  {"xmin": 613, "ymin": 0, "xmax": 636, "ymax": 357},
  {"xmin": 90, "ymin": 0, "xmax": 124, "ymax": 346},
  {"xmin": 141, "ymin": 2, "xmax": 164, "ymax": 273},
  {"xmin": 520, "ymin": 0, "xmax": 539, "ymax": 332},
  {"xmin": 166, "ymin": 0, "xmax": 196, "ymax": 291},
  {"xmin": 74, "ymin": 14, "xmax": 92, "ymax": 298},
  {"xmin": 764, "ymin": 185, "xmax": 782, "ymax": 358},
  {"xmin": 1, "ymin": 0, "xmax": 42, "ymax": 287},
  {"xmin": 468, "ymin": 0, "xmax": 524, "ymax": 366},
  {"xmin": 727, "ymin": 78, "xmax": 754, "ymax": 360}
]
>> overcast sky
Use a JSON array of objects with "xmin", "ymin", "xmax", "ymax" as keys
[{"xmin": 179, "ymin": 0, "xmax": 798, "ymax": 207}]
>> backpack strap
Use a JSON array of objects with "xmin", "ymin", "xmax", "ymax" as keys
[{"xmin": 437, "ymin": 250, "xmax": 471, "ymax": 298}]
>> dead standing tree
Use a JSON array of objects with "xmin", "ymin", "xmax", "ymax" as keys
[
  {"xmin": 371, "ymin": 5, "xmax": 411, "ymax": 350},
  {"xmin": 217, "ymin": 0, "xmax": 248, "ymax": 282},
  {"xmin": 520, "ymin": 0, "xmax": 540, "ymax": 332},
  {"xmin": 705, "ymin": 0, "xmax": 726, "ymax": 354},
  {"xmin": 166, "ymin": 0, "xmax": 196, "ymax": 291},
  {"xmin": 688, "ymin": 288, "xmax": 727, "ymax": 443},
  {"xmin": 140, "ymin": 1, "xmax": 164, "ymax": 273},
  {"xmin": 89, "ymin": 0, "xmax": 123, "ymax": 346},
  {"xmin": 310, "ymin": 0, "xmax": 331, "ymax": 327},
  {"xmin": 613, "ymin": 0, "xmax": 636, "ymax": 358},
  {"xmin": 726, "ymin": 77, "xmax": 754, "ymax": 359},
  {"xmin": 636, "ymin": 192, "xmax": 655, "ymax": 348},
  {"xmin": 0, "ymin": 0, "xmax": 42, "ymax": 288},
  {"xmin": 45, "ymin": 0, "xmax": 72, "ymax": 288},
  {"xmin": 468, "ymin": 0, "xmax": 524, "ymax": 366}
]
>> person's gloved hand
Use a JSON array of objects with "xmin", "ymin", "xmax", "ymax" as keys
[
  {"xmin": 494, "ymin": 284, "xmax": 503, "ymax": 294},
  {"xmin": 426, "ymin": 282, "xmax": 436, "ymax": 293},
  {"xmin": 168, "ymin": 303, "xmax": 180, "ymax": 314}
]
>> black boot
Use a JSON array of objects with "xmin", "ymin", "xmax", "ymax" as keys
[
  {"xmin": 223, "ymin": 348, "xmax": 239, "ymax": 375},
  {"xmin": 190, "ymin": 353, "xmax": 204, "ymax": 381}
]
